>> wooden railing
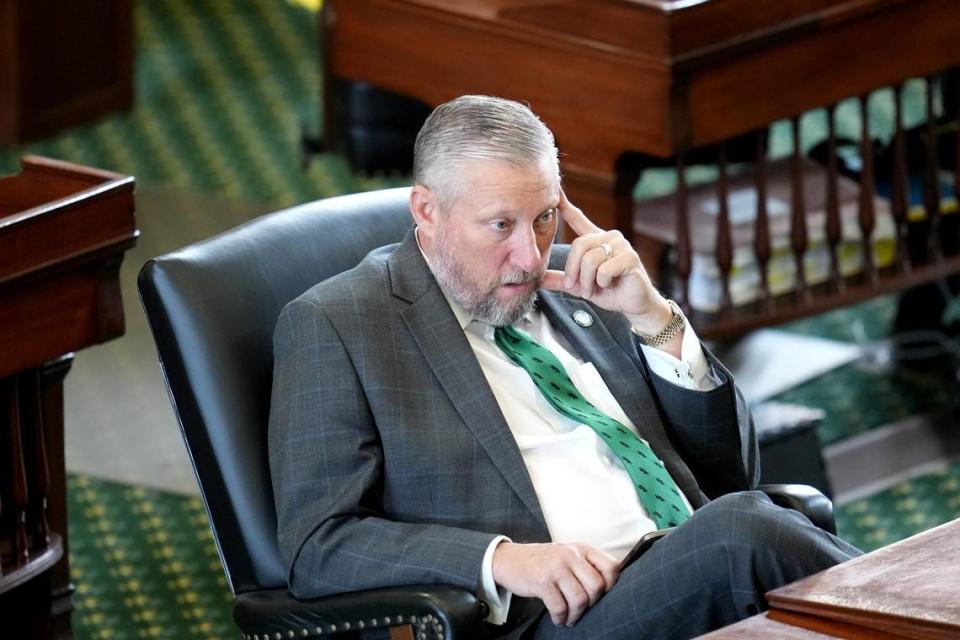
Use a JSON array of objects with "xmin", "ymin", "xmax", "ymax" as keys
[
  {"xmin": 655, "ymin": 72, "xmax": 960, "ymax": 339},
  {"xmin": 1, "ymin": 366, "xmax": 65, "ymax": 588}
]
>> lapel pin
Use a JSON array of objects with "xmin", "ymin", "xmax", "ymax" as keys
[{"xmin": 573, "ymin": 310, "xmax": 593, "ymax": 327}]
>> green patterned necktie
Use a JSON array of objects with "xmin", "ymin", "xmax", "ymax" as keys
[{"xmin": 494, "ymin": 325, "xmax": 691, "ymax": 529}]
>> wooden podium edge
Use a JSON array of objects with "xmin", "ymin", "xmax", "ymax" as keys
[
  {"xmin": 767, "ymin": 608, "xmax": 905, "ymax": 639},
  {"xmin": 768, "ymin": 599, "xmax": 959, "ymax": 640},
  {"xmin": 0, "ymin": 176, "xmax": 134, "ymax": 231},
  {"xmin": 0, "ymin": 154, "xmax": 137, "ymax": 289},
  {"xmin": 766, "ymin": 520, "xmax": 960, "ymax": 640},
  {"xmin": 20, "ymin": 155, "xmax": 128, "ymax": 182}
]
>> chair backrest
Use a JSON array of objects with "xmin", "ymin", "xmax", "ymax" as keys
[{"xmin": 137, "ymin": 187, "xmax": 414, "ymax": 594}]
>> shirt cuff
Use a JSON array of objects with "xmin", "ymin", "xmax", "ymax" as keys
[
  {"xmin": 639, "ymin": 323, "xmax": 720, "ymax": 391},
  {"xmin": 480, "ymin": 535, "xmax": 513, "ymax": 625}
]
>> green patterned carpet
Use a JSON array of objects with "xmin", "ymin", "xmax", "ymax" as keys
[
  {"xmin": 2, "ymin": 0, "xmax": 958, "ymax": 637},
  {"xmin": 838, "ymin": 461, "xmax": 960, "ymax": 550},
  {"xmin": 0, "ymin": 0, "xmax": 400, "ymax": 206},
  {"xmin": 68, "ymin": 462, "xmax": 960, "ymax": 640},
  {"xmin": 69, "ymin": 476, "xmax": 234, "ymax": 640},
  {"xmin": 775, "ymin": 295, "xmax": 960, "ymax": 445}
]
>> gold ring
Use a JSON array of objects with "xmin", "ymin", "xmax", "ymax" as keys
[{"xmin": 600, "ymin": 243, "xmax": 613, "ymax": 259}]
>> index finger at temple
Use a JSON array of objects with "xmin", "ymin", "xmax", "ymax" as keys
[{"xmin": 558, "ymin": 188, "xmax": 603, "ymax": 237}]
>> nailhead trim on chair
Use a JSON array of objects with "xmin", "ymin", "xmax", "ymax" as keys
[{"xmin": 240, "ymin": 613, "xmax": 446, "ymax": 639}]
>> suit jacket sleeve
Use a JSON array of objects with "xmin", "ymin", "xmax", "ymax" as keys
[
  {"xmin": 640, "ymin": 340, "xmax": 760, "ymax": 499},
  {"xmin": 268, "ymin": 297, "xmax": 497, "ymax": 599}
]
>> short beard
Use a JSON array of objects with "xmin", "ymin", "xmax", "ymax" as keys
[{"xmin": 430, "ymin": 228, "xmax": 544, "ymax": 326}]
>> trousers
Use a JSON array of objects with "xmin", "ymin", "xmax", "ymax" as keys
[{"xmin": 530, "ymin": 491, "xmax": 861, "ymax": 639}]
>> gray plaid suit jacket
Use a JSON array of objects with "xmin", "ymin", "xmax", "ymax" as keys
[{"xmin": 268, "ymin": 229, "xmax": 759, "ymax": 634}]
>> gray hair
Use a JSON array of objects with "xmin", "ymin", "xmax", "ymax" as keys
[{"xmin": 413, "ymin": 95, "xmax": 559, "ymax": 210}]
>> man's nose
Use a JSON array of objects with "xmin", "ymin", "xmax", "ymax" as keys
[{"xmin": 509, "ymin": 228, "xmax": 542, "ymax": 272}]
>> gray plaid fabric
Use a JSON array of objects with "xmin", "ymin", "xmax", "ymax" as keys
[
  {"xmin": 532, "ymin": 492, "xmax": 860, "ymax": 639},
  {"xmin": 269, "ymin": 230, "xmax": 778, "ymax": 639}
]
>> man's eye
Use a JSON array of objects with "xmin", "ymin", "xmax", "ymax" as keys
[
  {"xmin": 537, "ymin": 210, "xmax": 555, "ymax": 224},
  {"xmin": 491, "ymin": 220, "xmax": 509, "ymax": 231}
]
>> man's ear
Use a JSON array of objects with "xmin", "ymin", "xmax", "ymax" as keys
[{"xmin": 410, "ymin": 184, "xmax": 440, "ymax": 238}]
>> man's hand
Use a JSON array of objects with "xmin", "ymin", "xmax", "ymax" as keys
[
  {"xmin": 541, "ymin": 190, "xmax": 680, "ymax": 353},
  {"xmin": 492, "ymin": 541, "xmax": 620, "ymax": 627}
]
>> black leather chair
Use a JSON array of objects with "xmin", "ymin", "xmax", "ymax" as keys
[{"xmin": 137, "ymin": 187, "xmax": 835, "ymax": 640}]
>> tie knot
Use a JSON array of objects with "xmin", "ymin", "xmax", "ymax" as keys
[{"xmin": 494, "ymin": 325, "xmax": 524, "ymax": 345}]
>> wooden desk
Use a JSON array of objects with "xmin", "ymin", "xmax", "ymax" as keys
[
  {"xmin": 767, "ymin": 518, "xmax": 960, "ymax": 639},
  {"xmin": 702, "ymin": 518, "xmax": 960, "ymax": 639},
  {"xmin": 323, "ymin": 0, "xmax": 960, "ymax": 337},
  {"xmin": 0, "ymin": 157, "xmax": 137, "ymax": 638},
  {"xmin": 698, "ymin": 610, "xmax": 862, "ymax": 639},
  {"xmin": 325, "ymin": 0, "xmax": 958, "ymax": 230},
  {"xmin": 698, "ymin": 608, "xmax": 912, "ymax": 639}
]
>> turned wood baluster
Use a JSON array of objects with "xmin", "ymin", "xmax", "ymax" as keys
[
  {"xmin": 753, "ymin": 129, "xmax": 773, "ymax": 311},
  {"xmin": 675, "ymin": 155, "xmax": 692, "ymax": 314},
  {"xmin": 0, "ymin": 389, "xmax": 3, "ymax": 576},
  {"xmin": 924, "ymin": 75, "xmax": 942, "ymax": 261},
  {"xmin": 858, "ymin": 94, "xmax": 878, "ymax": 284},
  {"xmin": 825, "ymin": 104, "xmax": 844, "ymax": 293},
  {"xmin": 937, "ymin": 68, "xmax": 960, "ymax": 257},
  {"xmin": 790, "ymin": 116, "xmax": 810, "ymax": 302},
  {"xmin": 715, "ymin": 144, "xmax": 734, "ymax": 316},
  {"xmin": 956, "ymin": 72, "xmax": 960, "ymax": 224},
  {"xmin": 25, "ymin": 369, "xmax": 51, "ymax": 547},
  {"xmin": 891, "ymin": 83, "xmax": 911, "ymax": 272},
  {"xmin": 5, "ymin": 376, "xmax": 30, "ymax": 566}
]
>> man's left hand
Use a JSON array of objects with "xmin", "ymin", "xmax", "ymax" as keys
[{"xmin": 541, "ymin": 190, "xmax": 674, "ymax": 338}]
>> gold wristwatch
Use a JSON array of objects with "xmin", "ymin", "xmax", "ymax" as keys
[{"xmin": 632, "ymin": 299, "xmax": 686, "ymax": 347}]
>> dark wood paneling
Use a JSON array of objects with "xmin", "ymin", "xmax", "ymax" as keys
[
  {"xmin": 681, "ymin": 0, "xmax": 960, "ymax": 150},
  {"xmin": 0, "ymin": 0, "xmax": 132, "ymax": 144},
  {"xmin": 330, "ymin": 0, "xmax": 673, "ymax": 177},
  {"xmin": 0, "ymin": 2, "xmax": 19, "ymax": 143}
]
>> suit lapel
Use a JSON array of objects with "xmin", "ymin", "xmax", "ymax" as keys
[
  {"xmin": 538, "ymin": 291, "xmax": 661, "ymax": 429},
  {"xmin": 538, "ymin": 290, "xmax": 708, "ymax": 507},
  {"xmin": 388, "ymin": 232, "xmax": 547, "ymax": 529}
]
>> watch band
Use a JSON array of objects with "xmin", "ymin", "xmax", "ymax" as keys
[{"xmin": 632, "ymin": 299, "xmax": 686, "ymax": 347}]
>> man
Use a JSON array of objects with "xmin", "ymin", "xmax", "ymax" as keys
[{"xmin": 269, "ymin": 95, "xmax": 859, "ymax": 639}]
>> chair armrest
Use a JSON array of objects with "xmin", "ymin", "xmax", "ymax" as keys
[
  {"xmin": 758, "ymin": 483, "xmax": 836, "ymax": 535},
  {"xmin": 233, "ymin": 584, "xmax": 483, "ymax": 640}
]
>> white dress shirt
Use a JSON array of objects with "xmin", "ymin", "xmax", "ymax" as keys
[
  {"xmin": 414, "ymin": 228, "xmax": 720, "ymax": 623},
  {"xmin": 441, "ymin": 297, "xmax": 719, "ymax": 624}
]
